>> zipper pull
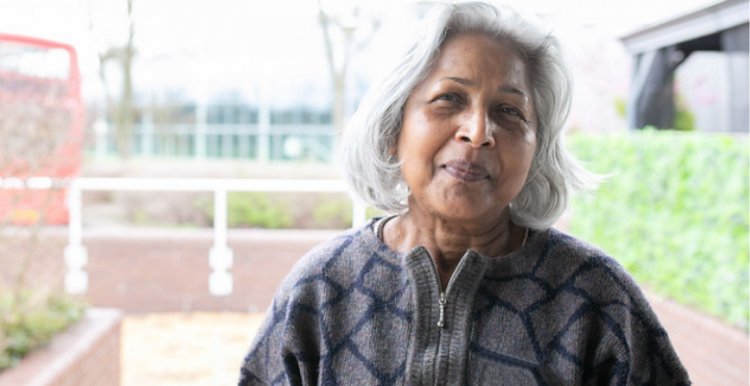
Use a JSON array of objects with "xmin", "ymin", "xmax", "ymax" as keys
[{"xmin": 437, "ymin": 292, "xmax": 446, "ymax": 328}]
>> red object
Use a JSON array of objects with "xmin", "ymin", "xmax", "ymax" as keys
[{"xmin": 0, "ymin": 33, "xmax": 85, "ymax": 225}]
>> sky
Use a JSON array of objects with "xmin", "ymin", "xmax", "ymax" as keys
[{"xmin": 0, "ymin": 0, "xmax": 721, "ymax": 126}]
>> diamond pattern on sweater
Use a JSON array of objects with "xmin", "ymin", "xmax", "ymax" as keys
[
  {"xmin": 465, "ymin": 232, "xmax": 686, "ymax": 385},
  {"xmin": 240, "ymin": 230, "xmax": 412, "ymax": 386}
]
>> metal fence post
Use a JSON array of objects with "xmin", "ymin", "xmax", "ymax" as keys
[
  {"xmin": 353, "ymin": 200, "xmax": 367, "ymax": 228},
  {"xmin": 64, "ymin": 180, "xmax": 88, "ymax": 294},
  {"xmin": 258, "ymin": 74, "xmax": 270, "ymax": 162},
  {"xmin": 196, "ymin": 90, "xmax": 207, "ymax": 160},
  {"xmin": 141, "ymin": 112, "xmax": 154, "ymax": 157},
  {"xmin": 209, "ymin": 188, "xmax": 233, "ymax": 296}
]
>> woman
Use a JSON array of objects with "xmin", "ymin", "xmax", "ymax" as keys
[{"xmin": 238, "ymin": 2, "xmax": 690, "ymax": 385}]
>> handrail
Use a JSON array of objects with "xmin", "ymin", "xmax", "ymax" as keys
[{"xmin": 2, "ymin": 177, "xmax": 368, "ymax": 296}]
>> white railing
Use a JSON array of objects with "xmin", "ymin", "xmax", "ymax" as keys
[{"xmin": 1, "ymin": 177, "xmax": 368, "ymax": 297}]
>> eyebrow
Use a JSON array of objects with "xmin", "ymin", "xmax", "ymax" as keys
[
  {"xmin": 440, "ymin": 76, "xmax": 527, "ymax": 98},
  {"xmin": 498, "ymin": 85, "xmax": 527, "ymax": 98}
]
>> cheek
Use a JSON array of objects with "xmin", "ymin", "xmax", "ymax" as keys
[
  {"xmin": 519, "ymin": 138, "xmax": 537, "ymax": 174},
  {"xmin": 497, "ymin": 132, "xmax": 536, "ymax": 183},
  {"xmin": 524, "ymin": 133, "xmax": 537, "ymax": 164},
  {"xmin": 398, "ymin": 115, "xmax": 434, "ymax": 159},
  {"xmin": 517, "ymin": 124, "xmax": 537, "ymax": 159}
]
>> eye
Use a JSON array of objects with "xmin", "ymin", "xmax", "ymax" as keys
[
  {"xmin": 498, "ymin": 106, "xmax": 519, "ymax": 116},
  {"xmin": 495, "ymin": 105, "xmax": 525, "ymax": 121},
  {"xmin": 433, "ymin": 93, "xmax": 463, "ymax": 104}
]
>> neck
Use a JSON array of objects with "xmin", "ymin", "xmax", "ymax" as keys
[{"xmin": 383, "ymin": 209, "xmax": 524, "ymax": 289}]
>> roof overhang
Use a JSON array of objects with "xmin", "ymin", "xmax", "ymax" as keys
[{"xmin": 620, "ymin": 0, "xmax": 749, "ymax": 54}]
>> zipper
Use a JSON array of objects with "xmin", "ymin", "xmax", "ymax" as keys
[
  {"xmin": 427, "ymin": 251, "xmax": 469, "ymax": 328},
  {"xmin": 437, "ymin": 292, "xmax": 446, "ymax": 327},
  {"xmin": 421, "ymin": 250, "xmax": 471, "ymax": 386}
]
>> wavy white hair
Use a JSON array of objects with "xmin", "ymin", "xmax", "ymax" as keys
[{"xmin": 341, "ymin": 1, "xmax": 598, "ymax": 230}]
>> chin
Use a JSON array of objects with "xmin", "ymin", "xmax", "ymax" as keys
[{"xmin": 436, "ymin": 203, "xmax": 505, "ymax": 223}]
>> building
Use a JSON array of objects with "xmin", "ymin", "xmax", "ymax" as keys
[{"xmin": 621, "ymin": 0, "xmax": 749, "ymax": 132}]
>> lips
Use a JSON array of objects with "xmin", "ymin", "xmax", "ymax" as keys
[{"xmin": 442, "ymin": 160, "xmax": 490, "ymax": 182}]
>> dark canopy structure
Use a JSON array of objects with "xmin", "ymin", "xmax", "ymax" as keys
[{"xmin": 621, "ymin": 0, "xmax": 749, "ymax": 132}]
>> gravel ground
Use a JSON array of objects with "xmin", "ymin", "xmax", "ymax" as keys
[{"xmin": 121, "ymin": 312, "xmax": 265, "ymax": 386}]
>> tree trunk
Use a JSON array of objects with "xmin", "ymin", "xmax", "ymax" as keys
[{"xmin": 117, "ymin": 0, "xmax": 136, "ymax": 159}]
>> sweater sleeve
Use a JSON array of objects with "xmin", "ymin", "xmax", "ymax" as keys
[
  {"xmin": 236, "ymin": 301, "xmax": 307, "ymax": 385},
  {"xmin": 582, "ymin": 255, "xmax": 692, "ymax": 386},
  {"xmin": 237, "ymin": 257, "xmax": 324, "ymax": 386}
]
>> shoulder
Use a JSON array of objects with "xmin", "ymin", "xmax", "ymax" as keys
[
  {"xmin": 523, "ymin": 228, "xmax": 667, "ymax": 337},
  {"xmin": 483, "ymin": 229, "xmax": 687, "ymax": 385},
  {"xmin": 241, "ymin": 222, "xmax": 383, "ymax": 357},
  {"xmin": 525, "ymin": 229, "xmax": 690, "ymax": 383},
  {"xmin": 239, "ymin": 220, "xmax": 411, "ymax": 385},
  {"xmin": 530, "ymin": 227, "xmax": 612, "ymax": 263},
  {"xmin": 528, "ymin": 228, "xmax": 641, "ymax": 297},
  {"xmin": 273, "ymin": 219, "xmax": 401, "ymax": 304},
  {"xmin": 279, "ymin": 224, "xmax": 370, "ymax": 288}
]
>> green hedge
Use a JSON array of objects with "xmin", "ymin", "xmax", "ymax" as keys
[{"xmin": 567, "ymin": 130, "xmax": 749, "ymax": 329}]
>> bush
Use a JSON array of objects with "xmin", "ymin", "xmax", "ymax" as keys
[
  {"xmin": 312, "ymin": 196, "xmax": 353, "ymax": 228},
  {"xmin": 567, "ymin": 130, "xmax": 748, "ymax": 329},
  {"xmin": 200, "ymin": 191, "xmax": 385, "ymax": 230},
  {"xmin": 228, "ymin": 192, "xmax": 293, "ymax": 229},
  {"xmin": 0, "ymin": 288, "xmax": 87, "ymax": 371},
  {"xmin": 201, "ymin": 192, "xmax": 293, "ymax": 229}
]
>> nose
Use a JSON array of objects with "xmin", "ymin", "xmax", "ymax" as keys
[{"xmin": 455, "ymin": 108, "xmax": 496, "ymax": 148}]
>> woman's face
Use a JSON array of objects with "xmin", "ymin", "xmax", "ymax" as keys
[{"xmin": 396, "ymin": 32, "xmax": 537, "ymax": 224}]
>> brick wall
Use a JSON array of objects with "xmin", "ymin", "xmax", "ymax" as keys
[
  {"xmin": 83, "ymin": 228, "xmax": 340, "ymax": 313},
  {"xmin": 0, "ymin": 308, "xmax": 122, "ymax": 386}
]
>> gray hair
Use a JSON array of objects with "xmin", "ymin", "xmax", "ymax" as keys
[{"xmin": 341, "ymin": 1, "xmax": 598, "ymax": 230}]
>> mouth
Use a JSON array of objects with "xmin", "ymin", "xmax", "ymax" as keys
[{"xmin": 442, "ymin": 160, "xmax": 490, "ymax": 182}]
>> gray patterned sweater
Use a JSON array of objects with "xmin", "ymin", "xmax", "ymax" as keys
[{"xmin": 238, "ymin": 219, "xmax": 690, "ymax": 385}]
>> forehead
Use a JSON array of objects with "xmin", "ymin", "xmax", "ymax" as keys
[{"xmin": 429, "ymin": 32, "xmax": 530, "ymax": 84}]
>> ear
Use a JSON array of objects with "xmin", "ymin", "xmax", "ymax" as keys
[{"xmin": 388, "ymin": 138, "xmax": 398, "ymax": 156}]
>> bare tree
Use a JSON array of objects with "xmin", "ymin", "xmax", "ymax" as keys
[
  {"xmin": 317, "ymin": 1, "xmax": 380, "ymax": 133},
  {"xmin": 95, "ymin": 0, "xmax": 137, "ymax": 159}
]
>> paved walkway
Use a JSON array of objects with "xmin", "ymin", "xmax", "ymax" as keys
[
  {"xmin": 121, "ymin": 301, "xmax": 749, "ymax": 386},
  {"xmin": 121, "ymin": 312, "xmax": 264, "ymax": 386},
  {"xmin": 646, "ymin": 293, "xmax": 749, "ymax": 386}
]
